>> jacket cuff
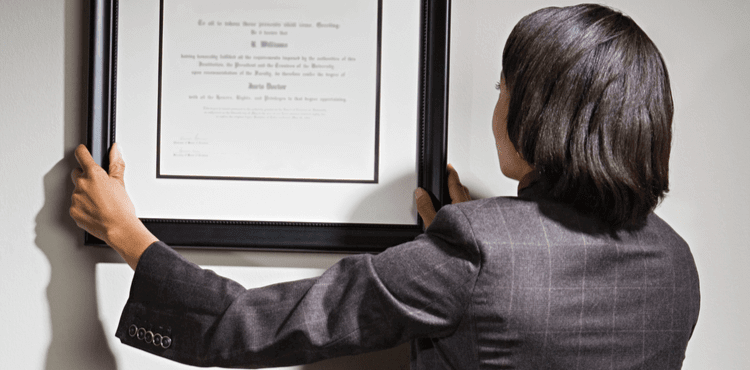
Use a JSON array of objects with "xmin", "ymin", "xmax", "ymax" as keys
[{"xmin": 114, "ymin": 242, "xmax": 188, "ymax": 357}]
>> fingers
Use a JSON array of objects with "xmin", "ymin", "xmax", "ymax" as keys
[
  {"xmin": 447, "ymin": 164, "xmax": 471, "ymax": 204},
  {"xmin": 70, "ymin": 167, "xmax": 83, "ymax": 184},
  {"xmin": 74, "ymin": 144, "xmax": 98, "ymax": 172},
  {"xmin": 416, "ymin": 164, "xmax": 470, "ymax": 229},
  {"xmin": 108, "ymin": 143, "xmax": 126, "ymax": 185},
  {"xmin": 415, "ymin": 187, "xmax": 437, "ymax": 228}
]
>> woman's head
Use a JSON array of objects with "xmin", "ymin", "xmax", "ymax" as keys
[
  {"xmin": 499, "ymin": 3, "xmax": 673, "ymax": 228},
  {"xmin": 493, "ymin": 75, "xmax": 534, "ymax": 181}
]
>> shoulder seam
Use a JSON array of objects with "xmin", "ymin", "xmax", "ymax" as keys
[{"xmin": 452, "ymin": 204, "xmax": 483, "ymax": 369}]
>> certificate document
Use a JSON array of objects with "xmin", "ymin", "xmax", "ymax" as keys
[{"xmin": 158, "ymin": 0, "xmax": 381, "ymax": 182}]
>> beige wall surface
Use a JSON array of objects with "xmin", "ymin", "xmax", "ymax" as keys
[{"xmin": 1, "ymin": 0, "xmax": 747, "ymax": 369}]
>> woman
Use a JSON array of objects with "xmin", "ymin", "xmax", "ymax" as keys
[{"xmin": 71, "ymin": 4, "xmax": 699, "ymax": 369}]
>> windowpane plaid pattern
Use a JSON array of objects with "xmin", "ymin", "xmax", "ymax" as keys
[{"xmin": 117, "ymin": 184, "xmax": 699, "ymax": 369}]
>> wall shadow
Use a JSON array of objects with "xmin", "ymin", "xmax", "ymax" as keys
[
  {"xmin": 300, "ymin": 343, "xmax": 410, "ymax": 370},
  {"xmin": 36, "ymin": 159, "xmax": 121, "ymax": 370},
  {"xmin": 33, "ymin": 0, "xmax": 121, "ymax": 369}
]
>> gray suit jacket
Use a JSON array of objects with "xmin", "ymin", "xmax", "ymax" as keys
[{"xmin": 116, "ymin": 184, "xmax": 700, "ymax": 369}]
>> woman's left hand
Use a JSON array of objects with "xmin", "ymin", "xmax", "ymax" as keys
[{"xmin": 415, "ymin": 164, "xmax": 472, "ymax": 228}]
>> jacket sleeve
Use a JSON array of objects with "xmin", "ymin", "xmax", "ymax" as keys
[{"xmin": 115, "ymin": 204, "xmax": 481, "ymax": 368}]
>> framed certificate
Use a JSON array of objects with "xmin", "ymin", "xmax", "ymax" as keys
[{"xmin": 87, "ymin": 0, "xmax": 451, "ymax": 252}]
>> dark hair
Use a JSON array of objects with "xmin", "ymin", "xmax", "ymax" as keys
[{"xmin": 502, "ymin": 4, "xmax": 673, "ymax": 228}]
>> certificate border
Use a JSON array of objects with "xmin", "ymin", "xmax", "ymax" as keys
[
  {"xmin": 155, "ymin": 0, "xmax": 383, "ymax": 184},
  {"xmin": 86, "ymin": 0, "xmax": 451, "ymax": 253}
]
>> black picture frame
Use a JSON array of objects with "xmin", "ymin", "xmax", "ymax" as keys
[{"xmin": 86, "ymin": 0, "xmax": 451, "ymax": 253}]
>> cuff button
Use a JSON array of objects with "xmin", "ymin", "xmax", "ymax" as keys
[
  {"xmin": 152, "ymin": 333, "xmax": 162, "ymax": 347},
  {"xmin": 161, "ymin": 336, "xmax": 172, "ymax": 349},
  {"xmin": 136, "ymin": 327, "xmax": 146, "ymax": 341},
  {"xmin": 128, "ymin": 325, "xmax": 138, "ymax": 337},
  {"xmin": 144, "ymin": 331, "xmax": 154, "ymax": 344}
]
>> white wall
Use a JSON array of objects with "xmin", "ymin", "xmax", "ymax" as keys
[{"xmin": 1, "ymin": 0, "xmax": 747, "ymax": 369}]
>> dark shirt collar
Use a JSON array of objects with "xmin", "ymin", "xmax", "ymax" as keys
[{"xmin": 517, "ymin": 171, "xmax": 545, "ymax": 199}]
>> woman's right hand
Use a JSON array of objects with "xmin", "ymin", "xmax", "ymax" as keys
[
  {"xmin": 70, "ymin": 143, "xmax": 157, "ymax": 269},
  {"xmin": 415, "ymin": 164, "xmax": 472, "ymax": 228}
]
